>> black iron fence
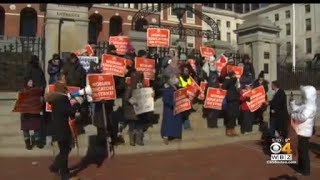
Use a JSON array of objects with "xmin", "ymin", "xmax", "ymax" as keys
[
  {"xmin": 0, "ymin": 36, "xmax": 45, "ymax": 92},
  {"xmin": 277, "ymin": 63, "xmax": 320, "ymax": 90}
]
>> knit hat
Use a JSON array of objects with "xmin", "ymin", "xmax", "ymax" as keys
[{"xmin": 258, "ymin": 71, "xmax": 265, "ymax": 79}]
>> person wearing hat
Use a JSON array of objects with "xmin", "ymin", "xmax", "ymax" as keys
[
  {"xmin": 222, "ymin": 71, "xmax": 240, "ymax": 137},
  {"xmin": 239, "ymin": 80, "xmax": 254, "ymax": 135},
  {"xmin": 253, "ymin": 71, "xmax": 269, "ymax": 125},
  {"xmin": 48, "ymin": 53, "xmax": 62, "ymax": 84}
]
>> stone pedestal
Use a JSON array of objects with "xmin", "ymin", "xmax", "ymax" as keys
[
  {"xmin": 129, "ymin": 31, "xmax": 147, "ymax": 53},
  {"xmin": 44, "ymin": 4, "xmax": 90, "ymax": 81},
  {"xmin": 234, "ymin": 17, "xmax": 281, "ymax": 84}
]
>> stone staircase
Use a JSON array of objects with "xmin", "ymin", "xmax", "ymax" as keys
[{"xmin": 0, "ymin": 99, "xmax": 263, "ymax": 157}]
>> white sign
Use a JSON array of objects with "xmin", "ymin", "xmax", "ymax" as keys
[
  {"xmin": 79, "ymin": 56, "xmax": 99, "ymax": 72},
  {"xmin": 130, "ymin": 87, "xmax": 154, "ymax": 115}
]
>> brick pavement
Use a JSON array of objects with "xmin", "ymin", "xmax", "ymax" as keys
[{"xmin": 0, "ymin": 138, "xmax": 320, "ymax": 180}]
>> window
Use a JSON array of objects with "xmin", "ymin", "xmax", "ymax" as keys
[
  {"xmin": 286, "ymin": 23, "xmax": 291, "ymax": 36},
  {"xmin": 187, "ymin": 36, "xmax": 195, "ymax": 48},
  {"xmin": 277, "ymin": 44, "xmax": 281, "ymax": 56},
  {"xmin": 0, "ymin": 6, "xmax": 4, "ymax": 36},
  {"xmin": 234, "ymin": 4, "xmax": 243, "ymax": 13},
  {"xmin": 264, "ymin": 52, "xmax": 270, "ymax": 59},
  {"xmin": 306, "ymin": 18, "xmax": 311, "ymax": 31},
  {"xmin": 217, "ymin": 33, "xmax": 221, "ymax": 40},
  {"xmin": 88, "ymin": 14, "xmax": 103, "ymax": 44},
  {"xmin": 134, "ymin": 4, "xmax": 139, "ymax": 9},
  {"xmin": 305, "ymin": 4, "xmax": 310, "ymax": 13},
  {"xmin": 187, "ymin": 10, "xmax": 193, "ymax": 18},
  {"xmin": 306, "ymin": 38, "xmax": 312, "ymax": 54},
  {"xmin": 226, "ymin": 4, "xmax": 232, "ymax": 11},
  {"xmin": 264, "ymin": 63, "xmax": 269, "ymax": 73},
  {"xmin": 217, "ymin": 20, "xmax": 221, "ymax": 27},
  {"xmin": 226, "ymin": 21, "xmax": 230, "ymax": 28},
  {"xmin": 285, "ymin": 10, "xmax": 290, "ymax": 18},
  {"xmin": 109, "ymin": 16, "xmax": 123, "ymax": 36},
  {"xmin": 274, "ymin": 14, "xmax": 279, "ymax": 21},
  {"xmin": 286, "ymin": 42, "xmax": 292, "ymax": 56},
  {"xmin": 227, "ymin": 32, "xmax": 231, "ymax": 42},
  {"xmin": 216, "ymin": 3, "xmax": 225, "ymax": 9},
  {"xmin": 19, "ymin": 7, "xmax": 37, "ymax": 37},
  {"xmin": 171, "ymin": 35, "xmax": 179, "ymax": 47},
  {"xmin": 187, "ymin": 43, "xmax": 194, "ymax": 48}
]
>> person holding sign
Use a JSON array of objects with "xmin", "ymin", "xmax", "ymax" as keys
[
  {"xmin": 222, "ymin": 72, "xmax": 240, "ymax": 137},
  {"xmin": 239, "ymin": 81, "xmax": 255, "ymax": 135},
  {"xmin": 204, "ymin": 75, "xmax": 221, "ymax": 128},
  {"xmin": 289, "ymin": 86, "xmax": 317, "ymax": 176},
  {"xmin": 161, "ymin": 75, "xmax": 183, "ymax": 144}
]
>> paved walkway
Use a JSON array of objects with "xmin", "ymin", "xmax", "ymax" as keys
[{"xmin": 1, "ymin": 138, "xmax": 320, "ymax": 180}]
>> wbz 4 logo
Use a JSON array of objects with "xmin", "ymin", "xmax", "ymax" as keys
[{"xmin": 270, "ymin": 138, "xmax": 292, "ymax": 154}]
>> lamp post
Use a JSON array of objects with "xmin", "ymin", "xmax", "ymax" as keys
[{"xmin": 172, "ymin": 3, "xmax": 187, "ymax": 57}]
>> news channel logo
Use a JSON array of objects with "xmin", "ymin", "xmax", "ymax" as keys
[{"xmin": 266, "ymin": 137, "xmax": 297, "ymax": 164}]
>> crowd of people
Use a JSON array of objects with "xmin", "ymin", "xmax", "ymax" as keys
[{"xmin": 19, "ymin": 43, "xmax": 317, "ymax": 179}]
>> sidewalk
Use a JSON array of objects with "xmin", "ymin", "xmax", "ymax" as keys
[{"xmin": 0, "ymin": 139, "xmax": 320, "ymax": 180}]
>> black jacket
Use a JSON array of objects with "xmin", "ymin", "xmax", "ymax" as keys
[
  {"xmin": 45, "ymin": 93, "xmax": 73, "ymax": 142},
  {"xmin": 243, "ymin": 62, "xmax": 255, "ymax": 79},
  {"xmin": 270, "ymin": 88, "xmax": 289, "ymax": 133},
  {"xmin": 223, "ymin": 77, "xmax": 240, "ymax": 116},
  {"xmin": 62, "ymin": 61, "xmax": 86, "ymax": 88}
]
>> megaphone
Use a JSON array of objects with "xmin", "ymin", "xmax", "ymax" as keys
[{"xmin": 70, "ymin": 85, "xmax": 92, "ymax": 97}]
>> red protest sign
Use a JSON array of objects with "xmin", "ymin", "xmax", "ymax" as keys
[
  {"xmin": 87, "ymin": 74, "xmax": 117, "ymax": 102},
  {"xmin": 84, "ymin": 44, "xmax": 94, "ymax": 56},
  {"xmin": 147, "ymin": 28, "xmax": 170, "ymax": 48},
  {"xmin": 186, "ymin": 76, "xmax": 200, "ymax": 100},
  {"xmin": 109, "ymin": 36, "xmax": 129, "ymax": 55},
  {"xmin": 200, "ymin": 46, "xmax": 215, "ymax": 59},
  {"xmin": 135, "ymin": 57, "xmax": 156, "ymax": 80},
  {"xmin": 46, "ymin": 85, "xmax": 80, "ymax": 112},
  {"xmin": 244, "ymin": 85, "xmax": 266, "ymax": 112},
  {"xmin": 204, "ymin": 88, "xmax": 227, "ymax": 110},
  {"xmin": 215, "ymin": 61, "xmax": 227, "ymax": 73},
  {"xmin": 12, "ymin": 88, "xmax": 43, "ymax": 114},
  {"xmin": 174, "ymin": 88, "xmax": 192, "ymax": 115},
  {"xmin": 125, "ymin": 77, "xmax": 150, "ymax": 87},
  {"xmin": 101, "ymin": 54, "xmax": 127, "ymax": 77},
  {"xmin": 227, "ymin": 65, "xmax": 243, "ymax": 79},
  {"xmin": 198, "ymin": 81, "xmax": 207, "ymax": 100}
]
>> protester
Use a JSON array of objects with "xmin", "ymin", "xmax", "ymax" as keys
[
  {"xmin": 178, "ymin": 65, "xmax": 193, "ymax": 130},
  {"xmin": 239, "ymin": 81, "xmax": 254, "ymax": 135},
  {"xmin": 243, "ymin": 55, "xmax": 255, "ymax": 80},
  {"xmin": 290, "ymin": 85, "xmax": 317, "ymax": 176},
  {"xmin": 62, "ymin": 53, "xmax": 86, "ymax": 88},
  {"xmin": 253, "ymin": 71, "xmax": 269, "ymax": 125},
  {"xmin": 22, "ymin": 55, "xmax": 46, "ymax": 149},
  {"xmin": 122, "ymin": 70, "xmax": 147, "ymax": 146},
  {"xmin": 222, "ymin": 71, "xmax": 240, "ymax": 137},
  {"xmin": 48, "ymin": 53, "xmax": 62, "ymax": 84},
  {"xmin": 45, "ymin": 79, "xmax": 74, "ymax": 179},
  {"xmin": 161, "ymin": 74, "xmax": 183, "ymax": 144},
  {"xmin": 269, "ymin": 80, "xmax": 289, "ymax": 138},
  {"xmin": 204, "ymin": 74, "xmax": 220, "ymax": 128}
]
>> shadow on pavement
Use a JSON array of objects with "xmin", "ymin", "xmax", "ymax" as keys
[
  {"xmin": 269, "ymin": 174, "xmax": 298, "ymax": 180},
  {"xmin": 69, "ymin": 135, "xmax": 108, "ymax": 176}
]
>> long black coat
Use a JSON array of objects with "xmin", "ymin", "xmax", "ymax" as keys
[
  {"xmin": 270, "ymin": 88, "xmax": 289, "ymax": 133},
  {"xmin": 62, "ymin": 61, "xmax": 86, "ymax": 88},
  {"xmin": 223, "ymin": 78, "xmax": 240, "ymax": 119},
  {"xmin": 45, "ymin": 93, "xmax": 72, "ymax": 142}
]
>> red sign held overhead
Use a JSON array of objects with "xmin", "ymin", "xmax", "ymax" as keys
[
  {"xmin": 243, "ymin": 85, "xmax": 266, "ymax": 112},
  {"xmin": 108, "ymin": 36, "xmax": 129, "ymax": 55},
  {"xmin": 227, "ymin": 65, "xmax": 244, "ymax": 79},
  {"xmin": 200, "ymin": 46, "xmax": 215, "ymax": 59},
  {"xmin": 186, "ymin": 76, "xmax": 200, "ymax": 101},
  {"xmin": 46, "ymin": 85, "xmax": 80, "ymax": 112},
  {"xmin": 87, "ymin": 74, "xmax": 117, "ymax": 102},
  {"xmin": 204, "ymin": 88, "xmax": 227, "ymax": 110},
  {"xmin": 84, "ymin": 44, "xmax": 94, "ymax": 56},
  {"xmin": 147, "ymin": 28, "xmax": 170, "ymax": 48},
  {"xmin": 135, "ymin": 57, "xmax": 156, "ymax": 80},
  {"xmin": 101, "ymin": 54, "xmax": 127, "ymax": 77},
  {"xmin": 174, "ymin": 88, "xmax": 192, "ymax": 115},
  {"xmin": 198, "ymin": 81, "xmax": 208, "ymax": 100}
]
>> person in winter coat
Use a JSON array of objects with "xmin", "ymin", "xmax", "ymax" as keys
[
  {"xmin": 161, "ymin": 74, "xmax": 183, "ymax": 144},
  {"xmin": 243, "ymin": 56, "xmax": 255, "ymax": 80},
  {"xmin": 122, "ymin": 70, "xmax": 147, "ymax": 146},
  {"xmin": 204, "ymin": 74, "xmax": 220, "ymax": 128},
  {"xmin": 290, "ymin": 85, "xmax": 317, "ymax": 176},
  {"xmin": 253, "ymin": 71, "xmax": 269, "ymax": 125},
  {"xmin": 269, "ymin": 80, "xmax": 289, "ymax": 138},
  {"xmin": 62, "ymin": 53, "xmax": 86, "ymax": 88},
  {"xmin": 223, "ymin": 71, "xmax": 240, "ymax": 137},
  {"xmin": 239, "ymin": 82, "xmax": 254, "ymax": 134},
  {"xmin": 22, "ymin": 55, "xmax": 46, "ymax": 149},
  {"xmin": 45, "ymin": 81, "xmax": 74, "ymax": 179},
  {"xmin": 47, "ymin": 53, "xmax": 62, "ymax": 84}
]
